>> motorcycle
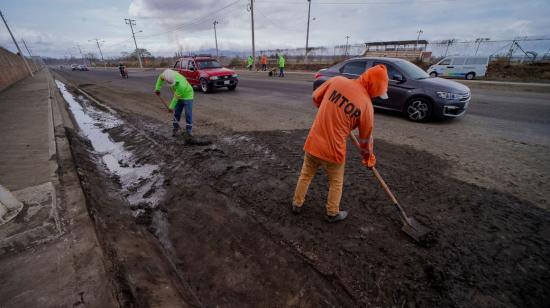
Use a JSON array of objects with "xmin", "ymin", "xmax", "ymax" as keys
[{"xmin": 120, "ymin": 67, "xmax": 129, "ymax": 78}]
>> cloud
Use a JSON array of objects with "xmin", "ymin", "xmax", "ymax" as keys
[{"xmin": 2, "ymin": 0, "xmax": 550, "ymax": 58}]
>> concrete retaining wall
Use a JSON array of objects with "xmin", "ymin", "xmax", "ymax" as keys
[{"xmin": 0, "ymin": 47, "xmax": 42, "ymax": 92}]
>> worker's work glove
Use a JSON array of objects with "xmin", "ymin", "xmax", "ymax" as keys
[
  {"xmin": 154, "ymin": 90, "xmax": 161, "ymax": 96},
  {"xmin": 361, "ymin": 154, "xmax": 376, "ymax": 169}
]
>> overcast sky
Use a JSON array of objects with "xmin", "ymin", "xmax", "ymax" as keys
[{"xmin": 1, "ymin": 0, "xmax": 549, "ymax": 58}]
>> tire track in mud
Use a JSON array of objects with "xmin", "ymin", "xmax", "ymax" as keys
[{"xmin": 57, "ymin": 75, "xmax": 550, "ymax": 307}]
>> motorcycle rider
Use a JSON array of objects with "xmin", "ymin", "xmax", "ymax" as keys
[{"xmin": 118, "ymin": 62, "xmax": 127, "ymax": 77}]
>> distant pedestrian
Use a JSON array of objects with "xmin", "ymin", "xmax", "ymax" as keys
[
  {"xmin": 261, "ymin": 54, "xmax": 267, "ymax": 71},
  {"xmin": 247, "ymin": 55, "xmax": 253, "ymax": 71},
  {"xmin": 154, "ymin": 69, "xmax": 194, "ymax": 137},
  {"xmin": 278, "ymin": 53, "xmax": 285, "ymax": 77}
]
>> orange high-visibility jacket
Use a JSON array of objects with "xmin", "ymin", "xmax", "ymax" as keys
[
  {"xmin": 304, "ymin": 65, "xmax": 389, "ymax": 165},
  {"xmin": 261, "ymin": 55, "xmax": 267, "ymax": 65}
]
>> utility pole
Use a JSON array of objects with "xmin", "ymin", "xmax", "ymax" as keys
[
  {"xmin": 213, "ymin": 20, "xmax": 219, "ymax": 58},
  {"xmin": 345, "ymin": 35, "xmax": 350, "ymax": 57},
  {"xmin": 304, "ymin": 0, "xmax": 312, "ymax": 64},
  {"xmin": 415, "ymin": 29, "xmax": 423, "ymax": 51},
  {"xmin": 89, "ymin": 38, "xmax": 106, "ymax": 68},
  {"xmin": 125, "ymin": 18, "xmax": 143, "ymax": 68},
  {"xmin": 0, "ymin": 10, "xmax": 33, "ymax": 76},
  {"xmin": 21, "ymin": 39, "xmax": 38, "ymax": 71},
  {"xmin": 249, "ymin": 0, "xmax": 256, "ymax": 70}
]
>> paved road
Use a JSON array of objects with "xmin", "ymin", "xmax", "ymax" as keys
[{"xmin": 53, "ymin": 68, "xmax": 550, "ymax": 209}]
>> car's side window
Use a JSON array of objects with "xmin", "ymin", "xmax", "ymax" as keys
[
  {"xmin": 373, "ymin": 62, "xmax": 401, "ymax": 80},
  {"xmin": 440, "ymin": 58, "xmax": 451, "ymax": 65},
  {"xmin": 452, "ymin": 57, "xmax": 466, "ymax": 65},
  {"xmin": 188, "ymin": 60, "xmax": 196, "ymax": 70},
  {"xmin": 180, "ymin": 60, "xmax": 188, "ymax": 70},
  {"xmin": 341, "ymin": 61, "xmax": 367, "ymax": 75}
]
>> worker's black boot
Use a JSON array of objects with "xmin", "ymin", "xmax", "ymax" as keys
[{"xmin": 326, "ymin": 210, "xmax": 348, "ymax": 223}]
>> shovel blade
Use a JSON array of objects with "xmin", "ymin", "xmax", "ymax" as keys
[{"xmin": 401, "ymin": 217, "xmax": 432, "ymax": 244}]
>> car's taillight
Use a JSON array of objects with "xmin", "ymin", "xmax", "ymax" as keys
[{"xmin": 314, "ymin": 71, "xmax": 323, "ymax": 79}]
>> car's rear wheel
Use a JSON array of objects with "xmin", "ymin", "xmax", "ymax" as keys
[
  {"xmin": 465, "ymin": 72, "xmax": 475, "ymax": 80},
  {"xmin": 200, "ymin": 78, "xmax": 210, "ymax": 93},
  {"xmin": 405, "ymin": 98, "xmax": 432, "ymax": 122},
  {"xmin": 429, "ymin": 71, "xmax": 437, "ymax": 78},
  {"xmin": 227, "ymin": 85, "xmax": 237, "ymax": 91}
]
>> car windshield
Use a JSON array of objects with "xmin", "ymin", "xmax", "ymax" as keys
[
  {"xmin": 395, "ymin": 60, "xmax": 430, "ymax": 80},
  {"xmin": 197, "ymin": 60, "xmax": 222, "ymax": 69}
]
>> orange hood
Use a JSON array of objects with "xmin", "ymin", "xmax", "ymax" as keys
[{"xmin": 357, "ymin": 64, "xmax": 389, "ymax": 99}]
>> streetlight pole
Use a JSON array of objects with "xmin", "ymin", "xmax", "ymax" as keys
[
  {"xmin": 249, "ymin": 0, "xmax": 256, "ymax": 70},
  {"xmin": 0, "ymin": 10, "xmax": 33, "ymax": 76},
  {"xmin": 305, "ymin": 0, "xmax": 312, "ymax": 64},
  {"xmin": 213, "ymin": 20, "xmax": 219, "ymax": 58},
  {"xmin": 89, "ymin": 38, "xmax": 106, "ymax": 68},
  {"xmin": 76, "ymin": 44, "xmax": 85, "ymax": 65},
  {"xmin": 21, "ymin": 39, "xmax": 38, "ymax": 71},
  {"xmin": 345, "ymin": 35, "xmax": 350, "ymax": 57},
  {"xmin": 125, "ymin": 18, "xmax": 143, "ymax": 68}
]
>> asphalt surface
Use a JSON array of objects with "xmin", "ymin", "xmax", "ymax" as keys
[{"xmin": 53, "ymin": 67, "xmax": 550, "ymax": 209}]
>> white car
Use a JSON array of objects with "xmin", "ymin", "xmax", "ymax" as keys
[{"xmin": 427, "ymin": 56, "xmax": 489, "ymax": 80}]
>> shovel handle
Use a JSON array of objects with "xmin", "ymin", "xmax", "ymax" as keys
[
  {"xmin": 349, "ymin": 133, "xmax": 407, "ymax": 215},
  {"xmin": 157, "ymin": 95, "xmax": 171, "ymax": 112}
]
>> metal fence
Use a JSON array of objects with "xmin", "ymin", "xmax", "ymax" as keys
[{"xmin": 253, "ymin": 38, "xmax": 550, "ymax": 64}]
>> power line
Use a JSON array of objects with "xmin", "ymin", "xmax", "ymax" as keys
[
  {"xmin": 102, "ymin": 37, "xmax": 133, "ymax": 48},
  {"xmin": 136, "ymin": 0, "xmax": 243, "ymax": 39}
]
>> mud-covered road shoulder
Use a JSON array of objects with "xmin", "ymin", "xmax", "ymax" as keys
[{"xmin": 55, "ymin": 75, "xmax": 550, "ymax": 307}]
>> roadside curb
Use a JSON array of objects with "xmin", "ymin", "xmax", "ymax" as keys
[{"xmin": 44, "ymin": 69, "xmax": 118, "ymax": 306}]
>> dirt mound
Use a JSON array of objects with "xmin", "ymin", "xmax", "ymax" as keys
[{"xmin": 486, "ymin": 60, "xmax": 550, "ymax": 82}]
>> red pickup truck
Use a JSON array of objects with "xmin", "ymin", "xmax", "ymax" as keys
[{"xmin": 172, "ymin": 56, "xmax": 238, "ymax": 93}]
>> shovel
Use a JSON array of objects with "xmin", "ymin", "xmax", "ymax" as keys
[
  {"xmin": 349, "ymin": 133, "xmax": 431, "ymax": 243},
  {"xmin": 156, "ymin": 95, "xmax": 172, "ymax": 113}
]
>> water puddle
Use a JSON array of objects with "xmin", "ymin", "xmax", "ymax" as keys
[{"xmin": 55, "ymin": 80, "xmax": 164, "ymax": 208}]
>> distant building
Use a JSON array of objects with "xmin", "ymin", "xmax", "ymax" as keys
[{"xmin": 363, "ymin": 40, "xmax": 430, "ymax": 61}]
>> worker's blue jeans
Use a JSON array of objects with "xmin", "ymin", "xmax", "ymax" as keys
[
  {"xmin": 173, "ymin": 99, "xmax": 193, "ymax": 133},
  {"xmin": 279, "ymin": 67, "xmax": 285, "ymax": 77}
]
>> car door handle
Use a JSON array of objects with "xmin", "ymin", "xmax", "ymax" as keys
[{"xmin": 447, "ymin": 66, "xmax": 454, "ymax": 68}]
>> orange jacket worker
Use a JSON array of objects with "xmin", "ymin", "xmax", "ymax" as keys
[
  {"xmin": 261, "ymin": 54, "xmax": 267, "ymax": 71},
  {"xmin": 292, "ymin": 64, "xmax": 389, "ymax": 222}
]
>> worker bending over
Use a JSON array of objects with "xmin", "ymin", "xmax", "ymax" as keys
[
  {"xmin": 154, "ymin": 69, "xmax": 194, "ymax": 137},
  {"xmin": 292, "ymin": 65, "xmax": 389, "ymax": 222}
]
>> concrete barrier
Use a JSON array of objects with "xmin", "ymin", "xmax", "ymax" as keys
[{"xmin": 0, "ymin": 47, "xmax": 42, "ymax": 92}]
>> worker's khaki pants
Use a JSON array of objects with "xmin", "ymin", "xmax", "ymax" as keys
[{"xmin": 293, "ymin": 153, "xmax": 345, "ymax": 216}]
